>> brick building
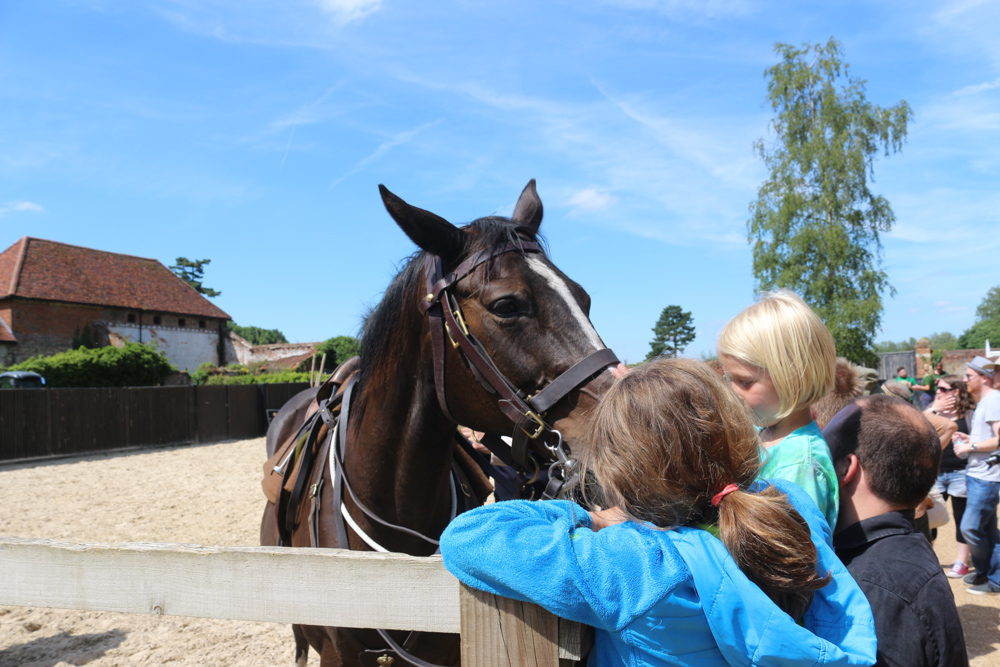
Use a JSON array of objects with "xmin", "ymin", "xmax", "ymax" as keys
[{"xmin": 0, "ymin": 237, "xmax": 235, "ymax": 372}]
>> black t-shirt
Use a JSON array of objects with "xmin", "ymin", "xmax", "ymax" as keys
[{"xmin": 939, "ymin": 416, "xmax": 969, "ymax": 473}]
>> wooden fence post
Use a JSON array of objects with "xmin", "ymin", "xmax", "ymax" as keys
[{"xmin": 459, "ymin": 584, "xmax": 560, "ymax": 667}]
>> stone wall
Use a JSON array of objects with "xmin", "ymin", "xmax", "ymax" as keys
[{"xmin": 234, "ymin": 340, "xmax": 318, "ymax": 369}]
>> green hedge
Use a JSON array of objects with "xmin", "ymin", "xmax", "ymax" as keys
[
  {"xmin": 191, "ymin": 362, "xmax": 311, "ymax": 385},
  {"xmin": 8, "ymin": 343, "xmax": 175, "ymax": 388},
  {"xmin": 202, "ymin": 370, "xmax": 312, "ymax": 385}
]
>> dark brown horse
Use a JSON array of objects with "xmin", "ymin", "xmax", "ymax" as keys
[{"xmin": 261, "ymin": 181, "xmax": 616, "ymax": 667}]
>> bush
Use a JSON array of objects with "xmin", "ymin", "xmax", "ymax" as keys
[
  {"xmin": 10, "ymin": 342, "xmax": 175, "ymax": 388},
  {"xmin": 192, "ymin": 362, "xmax": 310, "ymax": 385},
  {"xmin": 203, "ymin": 370, "xmax": 311, "ymax": 385},
  {"xmin": 229, "ymin": 324, "xmax": 288, "ymax": 345},
  {"xmin": 957, "ymin": 320, "xmax": 1000, "ymax": 350}
]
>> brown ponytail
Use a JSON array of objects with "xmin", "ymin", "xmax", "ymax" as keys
[
  {"xmin": 582, "ymin": 358, "xmax": 829, "ymax": 621},
  {"xmin": 716, "ymin": 487, "xmax": 829, "ymax": 620}
]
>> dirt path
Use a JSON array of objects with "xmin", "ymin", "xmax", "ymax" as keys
[{"xmin": 1, "ymin": 439, "xmax": 998, "ymax": 666}]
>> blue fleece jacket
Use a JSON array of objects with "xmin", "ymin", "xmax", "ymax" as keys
[{"xmin": 440, "ymin": 479, "xmax": 876, "ymax": 667}]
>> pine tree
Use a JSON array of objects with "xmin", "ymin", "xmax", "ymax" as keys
[
  {"xmin": 647, "ymin": 306, "xmax": 695, "ymax": 360},
  {"xmin": 169, "ymin": 257, "xmax": 221, "ymax": 297}
]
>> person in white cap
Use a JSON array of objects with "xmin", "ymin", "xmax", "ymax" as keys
[{"xmin": 954, "ymin": 356, "xmax": 1000, "ymax": 594}]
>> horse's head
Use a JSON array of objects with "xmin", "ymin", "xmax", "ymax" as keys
[{"xmin": 378, "ymin": 180, "xmax": 616, "ymax": 463}]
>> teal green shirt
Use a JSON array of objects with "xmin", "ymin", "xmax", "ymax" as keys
[{"xmin": 757, "ymin": 421, "xmax": 839, "ymax": 529}]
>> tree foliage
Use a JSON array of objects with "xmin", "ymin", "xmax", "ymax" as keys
[
  {"xmin": 646, "ymin": 306, "xmax": 696, "ymax": 360},
  {"xmin": 311, "ymin": 335, "xmax": 362, "ymax": 372},
  {"xmin": 229, "ymin": 323, "xmax": 288, "ymax": 345},
  {"xmin": 749, "ymin": 38, "xmax": 911, "ymax": 367},
  {"xmin": 976, "ymin": 286, "xmax": 1000, "ymax": 323},
  {"xmin": 169, "ymin": 257, "xmax": 221, "ymax": 297},
  {"xmin": 9, "ymin": 342, "xmax": 175, "ymax": 388},
  {"xmin": 957, "ymin": 320, "xmax": 1000, "ymax": 350}
]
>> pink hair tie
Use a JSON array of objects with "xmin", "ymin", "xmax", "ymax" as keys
[{"xmin": 711, "ymin": 483, "xmax": 740, "ymax": 507}]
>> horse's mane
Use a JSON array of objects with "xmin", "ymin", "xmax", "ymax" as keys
[{"xmin": 357, "ymin": 216, "xmax": 545, "ymax": 390}]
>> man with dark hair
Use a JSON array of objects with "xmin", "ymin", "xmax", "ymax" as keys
[{"xmin": 824, "ymin": 395, "xmax": 968, "ymax": 667}]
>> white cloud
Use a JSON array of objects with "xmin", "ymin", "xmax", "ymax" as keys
[
  {"xmin": 565, "ymin": 188, "xmax": 618, "ymax": 216},
  {"xmin": 600, "ymin": 0, "xmax": 755, "ymax": 19},
  {"xmin": 330, "ymin": 120, "xmax": 441, "ymax": 188},
  {"xmin": 0, "ymin": 201, "xmax": 44, "ymax": 216},
  {"xmin": 313, "ymin": 0, "xmax": 381, "ymax": 24},
  {"xmin": 12, "ymin": 201, "xmax": 44, "ymax": 212},
  {"xmin": 954, "ymin": 77, "xmax": 1000, "ymax": 96}
]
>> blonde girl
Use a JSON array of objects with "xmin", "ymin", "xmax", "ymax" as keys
[
  {"xmin": 440, "ymin": 359, "xmax": 876, "ymax": 667},
  {"xmin": 717, "ymin": 290, "xmax": 839, "ymax": 527}
]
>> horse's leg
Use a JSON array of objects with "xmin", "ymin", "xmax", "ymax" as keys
[{"xmin": 293, "ymin": 624, "xmax": 311, "ymax": 667}]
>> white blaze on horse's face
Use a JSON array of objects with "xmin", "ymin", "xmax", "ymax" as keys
[{"xmin": 524, "ymin": 255, "xmax": 605, "ymax": 352}]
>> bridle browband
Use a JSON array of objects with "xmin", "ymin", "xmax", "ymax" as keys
[{"xmin": 419, "ymin": 236, "xmax": 620, "ymax": 495}]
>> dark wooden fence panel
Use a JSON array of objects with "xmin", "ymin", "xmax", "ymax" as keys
[
  {"xmin": 0, "ymin": 389, "xmax": 50, "ymax": 461},
  {"xmin": 127, "ymin": 387, "xmax": 193, "ymax": 447},
  {"xmin": 228, "ymin": 385, "xmax": 261, "ymax": 440},
  {"xmin": 195, "ymin": 386, "xmax": 230, "ymax": 443},
  {"xmin": 261, "ymin": 383, "xmax": 310, "ymax": 414},
  {"xmin": 49, "ymin": 388, "xmax": 128, "ymax": 457},
  {"xmin": 0, "ymin": 383, "xmax": 310, "ymax": 462}
]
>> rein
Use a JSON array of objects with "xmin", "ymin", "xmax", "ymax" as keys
[{"xmin": 419, "ymin": 238, "xmax": 619, "ymax": 497}]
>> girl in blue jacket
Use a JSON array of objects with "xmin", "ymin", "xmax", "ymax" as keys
[{"xmin": 441, "ymin": 358, "xmax": 876, "ymax": 667}]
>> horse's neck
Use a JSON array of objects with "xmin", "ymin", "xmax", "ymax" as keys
[{"xmin": 344, "ymin": 327, "xmax": 457, "ymax": 555}]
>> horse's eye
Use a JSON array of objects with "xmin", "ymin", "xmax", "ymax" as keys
[{"xmin": 490, "ymin": 298, "xmax": 520, "ymax": 317}]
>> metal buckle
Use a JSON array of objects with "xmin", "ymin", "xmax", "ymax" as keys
[
  {"xmin": 444, "ymin": 322, "xmax": 461, "ymax": 350},
  {"xmin": 453, "ymin": 306, "xmax": 470, "ymax": 336},
  {"xmin": 525, "ymin": 455, "xmax": 540, "ymax": 485},
  {"xmin": 444, "ymin": 304, "xmax": 470, "ymax": 349},
  {"xmin": 521, "ymin": 410, "xmax": 547, "ymax": 439}
]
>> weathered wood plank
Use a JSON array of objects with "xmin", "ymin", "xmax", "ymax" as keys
[
  {"xmin": 459, "ymin": 584, "xmax": 560, "ymax": 667},
  {"xmin": 0, "ymin": 538, "xmax": 459, "ymax": 633}
]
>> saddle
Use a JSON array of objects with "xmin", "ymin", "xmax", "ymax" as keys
[{"xmin": 262, "ymin": 357, "xmax": 493, "ymax": 548}]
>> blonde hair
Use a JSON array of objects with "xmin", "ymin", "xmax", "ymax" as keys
[
  {"xmin": 717, "ymin": 290, "xmax": 836, "ymax": 420},
  {"xmin": 581, "ymin": 359, "xmax": 829, "ymax": 620}
]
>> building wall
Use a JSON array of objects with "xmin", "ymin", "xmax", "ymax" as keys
[
  {"xmin": 941, "ymin": 349, "xmax": 988, "ymax": 377},
  {"xmin": 3, "ymin": 298, "xmax": 226, "ymax": 371},
  {"xmin": 106, "ymin": 323, "xmax": 221, "ymax": 372},
  {"xmin": 4, "ymin": 299, "xmax": 104, "ymax": 363}
]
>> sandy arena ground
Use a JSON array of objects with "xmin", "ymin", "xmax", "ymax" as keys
[{"xmin": 1, "ymin": 438, "xmax": 999, "ymax": 666}]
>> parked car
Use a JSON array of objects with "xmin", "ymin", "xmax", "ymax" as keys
[{"xmin": 0, "ymin": 371, "xmax": 46, "ymax": 389}]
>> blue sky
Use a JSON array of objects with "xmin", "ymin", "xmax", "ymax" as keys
[{"xmin": 1, "ymin": 0, "xmax": 998, "ymax": 362}]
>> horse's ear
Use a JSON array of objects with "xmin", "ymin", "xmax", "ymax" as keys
[
  {"xmin": 379, "ymin": 185, "xmax": 464, "ymax": 262},
  {"xmin": 511, "ymin": 179, "xmax": 543, "ymax": 235}
]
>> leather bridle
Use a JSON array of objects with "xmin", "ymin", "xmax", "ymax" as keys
[{"xmin": 419, "ymin": 236, "xmax": 619, "ymax": 496}]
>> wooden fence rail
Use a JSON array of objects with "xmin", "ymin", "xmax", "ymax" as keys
[
  {"xmin": 0, "ymin": 538, "xmax": 585, "ymax": 667},
  {"xmin": 0, "ymin": 382, "xmax": 310, "ymax": 462}
]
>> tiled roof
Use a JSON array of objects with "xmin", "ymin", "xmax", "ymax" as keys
[{"xmin": 0, "ymin": 237, "xmax": 230, "ymax": 319}]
